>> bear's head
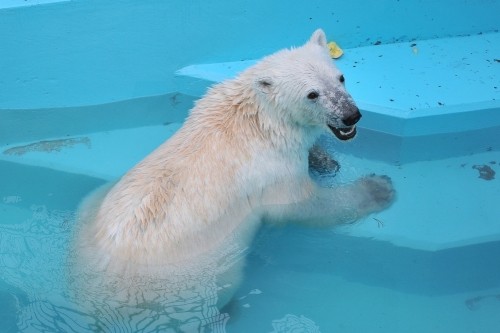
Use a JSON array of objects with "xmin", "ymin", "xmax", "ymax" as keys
[{"xmin": 253, "ymin": 29, "xmax": 361, "ymax": 141}]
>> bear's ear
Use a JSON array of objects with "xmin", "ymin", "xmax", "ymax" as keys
[
  {"xmin": 309, "ymin": 29, "xmax": 328, "ymax": 48},
  {"xmin": 254, "ymin": 77, "xmax": 274, "ymax": 94}
]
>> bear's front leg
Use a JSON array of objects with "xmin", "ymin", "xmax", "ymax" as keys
[{"xmin": 262, "ymin": 174, "xmax": 395, "ymax": 226}]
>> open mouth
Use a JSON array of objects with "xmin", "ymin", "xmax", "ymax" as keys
[{"xmin": 328, "ymin": 125, "xmax": 357, "ymax": 141}]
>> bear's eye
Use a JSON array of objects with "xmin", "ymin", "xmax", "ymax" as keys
[
  {"xmin": 307, "ymin": 91, "xmax": 319, "ymax": 100},
  {"xmin": 339, "ymin": 75, "xmax": 345, "ymax": 83}
]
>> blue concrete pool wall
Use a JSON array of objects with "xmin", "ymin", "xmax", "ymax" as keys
[{"xmin": 1, "ymin": 0, "xmax": 499, "ymax": 145}]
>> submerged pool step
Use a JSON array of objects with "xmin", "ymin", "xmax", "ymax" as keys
[
  {"xmin": 1, "ymin": 124, "xmax": 499, "ymax": 252},
  {"xmin": 176, "ymin": 32, "xmax": 500, "ymax": 137},
  {"xmin": 0, "ymin": 124, "xmax": 181, "ymax": 180}
]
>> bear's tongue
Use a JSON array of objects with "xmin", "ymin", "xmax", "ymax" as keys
[{"xmin": 328, "ymin": 125, "xmax": 357, "ymax": 141}]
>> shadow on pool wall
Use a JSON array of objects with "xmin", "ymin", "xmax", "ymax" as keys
[
  {"xmin": 247, "ymin": 224, "xmax": 500, "ymax": 296},
  {"xmin": 1, "ymin": 0, "xmax": 499, "ymax": 144},
  {"xmin": 330, "ymin": 124, "xmax": 500, "ymax": 164}
]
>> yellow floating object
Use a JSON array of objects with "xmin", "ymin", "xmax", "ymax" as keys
[{"xmin": 327, "ymin": 41, "xmax": 343, "ymax": 59}]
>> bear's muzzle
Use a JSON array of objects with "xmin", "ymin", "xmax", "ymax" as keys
[{"xmin": 328, "ymin": 107, "xmax": 361, "ymax": 141}]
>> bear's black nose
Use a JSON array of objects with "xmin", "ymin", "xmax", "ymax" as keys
[{"xmin": 342, "ymin": 108, "xmax": 362, "ymax": 126}]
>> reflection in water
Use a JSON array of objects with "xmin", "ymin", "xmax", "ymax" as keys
[
  {"xmin": 270, "ymin": 314, "xmax": 321, "ymax": 333},
  {"xmin": 0, "ymin": 203, "xmax": 241, "ymax": 332}
]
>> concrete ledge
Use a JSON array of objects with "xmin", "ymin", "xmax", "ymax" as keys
[
  {"xmin": 176, "ymin": 33, "xmax": 500, "ymax": 137},
  {"xmin": 0, "ymin": 93, "xmax": 193, "ymax": 146}
]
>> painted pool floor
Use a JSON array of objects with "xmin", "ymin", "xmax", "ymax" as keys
[{"xmin": 228, "ymin": 272, "xmax": 500, "ymax": 332}]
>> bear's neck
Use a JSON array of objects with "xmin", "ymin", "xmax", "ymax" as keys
[{"xmin": 187, "ymin": 79, "xmax": 319, "ymax": 155}]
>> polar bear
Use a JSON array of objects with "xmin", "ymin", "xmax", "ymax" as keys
[{"xmin": 70, "ymin": 29, "xmax": 394, "ymax": 330}]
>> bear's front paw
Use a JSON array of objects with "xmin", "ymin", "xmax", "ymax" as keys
[
  {"xmin": 308, "ymin": 144, "xmax": 340, "ymax": 176},
  {"xmin": 359, "ymin": 174, "xmax": 395, "ymax": 212}
]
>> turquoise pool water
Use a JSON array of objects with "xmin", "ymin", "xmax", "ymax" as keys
[
  {"xmin": 1, "ymin": 125, "xmax": 499, "ymax": 332},
  {"xmin": 1, "ymin": 1, "xmax": 500, "ymax": 332}
]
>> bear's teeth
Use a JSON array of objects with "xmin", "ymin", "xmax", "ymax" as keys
[
  {"xmin": 328, "ymin": 125, "xmax": 357, "ymax": 140},
  {"xmin": 339, "ymin": 126, "xmax": 356, "ymax": 136}
]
